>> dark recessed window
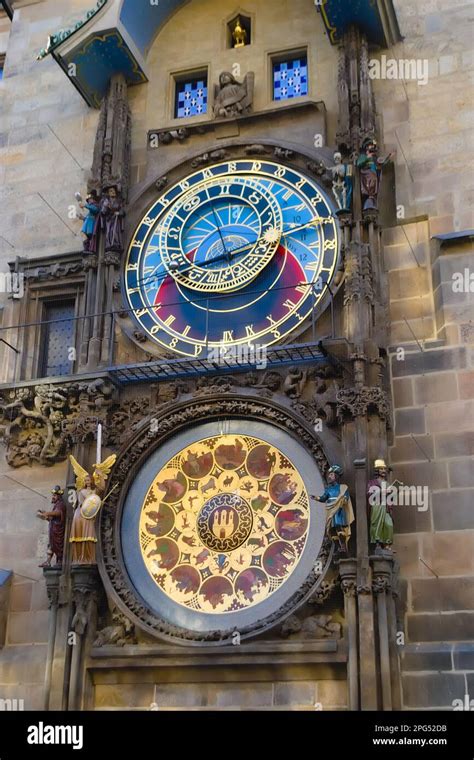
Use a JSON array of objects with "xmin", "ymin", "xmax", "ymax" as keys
[
  {"xmin": 40, "ymin": 301, "xmax": 75, "ymax": 377},
  {"xmin": 0, "ymin": 54, "xmax": 5, "ymax": 81},
  {"xmin": 175, "ymin": 73, "xmax": 208, "ymax": 119},
  {"xmin": 273, "ymin": 54, "xmax": 308, "ymax": 101}
]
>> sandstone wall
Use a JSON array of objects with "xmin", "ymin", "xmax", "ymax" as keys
[{"xmin": 374, "ymin": 0, "xmax": 474, "ymax": 708}]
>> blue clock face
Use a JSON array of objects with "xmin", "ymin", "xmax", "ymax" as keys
[{"xmin": 125, "ymin": 159, "xmax": 340, "ymax": 357}]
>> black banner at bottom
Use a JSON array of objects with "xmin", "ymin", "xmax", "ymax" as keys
[{"xmin": 0, "ymin": 710, "xmax": 472, "ymax": 758}]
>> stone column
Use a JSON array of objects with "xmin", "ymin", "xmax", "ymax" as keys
[
  {"xmin": 339, "ymin": 558, "xmax": 359, "ymax": 710},
  {"xmin": 79, "ymin": 256, "xmax": 98, "ymax": 369},
  {"xmin": 42, "ymin": 567, "xmax": 62, "ymax": 710},
  {"xmin": 68, "ymin": 565, "xmax": 100, "ymax": 711},
  {"xmin": 372, "ymin": 556, "xmax": 393, "ymax": 710},
  {"xmin": 100, "ymin": 252, "xmax": 120, "ymax": 364}
]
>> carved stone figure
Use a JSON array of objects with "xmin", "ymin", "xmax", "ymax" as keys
[
  {"xmin": 283, "ymin": 368, "xmax": 307, "ymax": 399},
  {"xmin": 367, "ymin": 458, "xmax": 395, "ymax": 552},
  {"xmin": 274, "ymin": 147, "xmax": 294, "ymax": 160},
  {"xmin": 213, "ymin": 71, "xmax": 254, "ymax": 118},
  {"xmin": 37, "ymin": 485, "xmax": 66, "ymax": 567},
  {"xmin": 312, "ymin": 465, "xmax": 354, "ymax": 556},
  {"xmin": 306, "ymin": 159, "xmax": 326, "ymax": 177},
  {"xmin": 357, "ymin": 137, "xmax": 394, "ymax": 211},
  {"xmin": 330, "ymin": 152, "xmax": 353, "ymax": 213},
  {"xmin": 100, "ymin": 187, "xmax": 125, "ymax": 253},
  {"xmin": 69, "ymin": 454, "xmax": 116, "ymax": 565},
  {"xmin": 190, "ymin": 149, "xmax": 227, "ymax": 168},
  {"xmin": 244, "ymin": 144, "xmax": 270, "ymax": 156},
  {"xmin": 281, "ymin": 613, "xmax": 341, "ymax": 639},
  {"xmin": 93, "ymin": 609, "xmax": 137, "ymax": 647}
]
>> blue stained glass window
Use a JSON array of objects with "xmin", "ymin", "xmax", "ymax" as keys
[
  {"xmin": 273, "ymin": 55, "xmax": 308, "ymax": 101},
  {"xmin": 175, "ymin": 76, "xmax": 208, "ymax": 118}
]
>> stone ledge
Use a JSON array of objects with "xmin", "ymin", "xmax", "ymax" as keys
[
  {"xmin": 90, "ymin": 639, "xmax": 339, "ymax": 658},
  {"xmin": 148, "ymin": 101, "xmax": 326, "ymax": 146}
]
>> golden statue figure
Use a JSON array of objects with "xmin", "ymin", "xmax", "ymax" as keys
[
  {"xmin": 232, "ymin": 17, "xmax": 247, "ymax": 48},
  {"xmin": 69, "ymin": 454, "xmax": 116, "ymax": 565}
]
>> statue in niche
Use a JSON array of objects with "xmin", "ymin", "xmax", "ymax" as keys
[
  {"xmin": 213, "ymin": 71, "xmax": 254, "ymax": 118},
  {"xmin": 232, "ymin": 17, "xmax": 247, "ymax": 48},
  {"xmin": 311, "ymin": 465, "xmax": 354, "ymax": 556},
  {"xmin": 100, "ymin": 186, "xmax": 125, "ymax": 253},
  {"xmin": 76, "ymin": 190, "xmax": 100, "ymax": 253},
  {"xmin": 37, "ymin": 485, "xmax": 67, "ymax": 567},
  {"xmin": 357, "ymin": 137, "xmax": 394, "ymax": 211},
  {"xmin": 329, "ymin": 152, "xmax": 353, "ymax": 213},
  {"xmin": 69, "ymin": 454, "xmax": 116, "ymax": 565},
  {"xmin": 367, "ymin": 458, "xmax": 396, "ymax": 553}
]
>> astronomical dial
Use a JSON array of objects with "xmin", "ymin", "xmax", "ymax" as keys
[
  {"xmin": 119, "ymin": 419, "xmax": 329, "ymax": 639},
  {"xmin": 125, "ymin": 159, "xmax": 340, "ymax": 357}
]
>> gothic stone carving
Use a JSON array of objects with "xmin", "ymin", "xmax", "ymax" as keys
[
  {"xmin": 308, "ymin": 578, "xmax": 338, "ymax": 605},
  {"xmin": 280, "ymin": 613, "xmax": 341, "ymax": 640},
  {"xmin": 100, "ymin": 397, "xmax": 332, "ymax": 644},
  {"xmin": 71, "ymin": 566, "xmax": 100, "ymax": 634},
  {"xmin": 0, "ymin": 379, "xmax": 117, "ymax": 468},
  {"xmin": 336, "ymin": 386, "xmax": 391, "ymax": 424},
  {"xmin": 93, "ymin": 608, "xmax": 137, "ymax": 647},
  {"xmin": 336, "ymin": 27, "xmax": 376, "ymax": 154},
  {"xmin": 23, "ymin": 261, "xmax": 84, "ymax": 282},
  {"xmin": 90, "ymin": 74, "xmax": 132, "ymax": 203},
  {"xmin": 191, "ymin": 149, "xmax": 227, "ymax": 168},
  {"xmin": 344, "ymin": 241, "xmax": 374, "ymax": 306}
]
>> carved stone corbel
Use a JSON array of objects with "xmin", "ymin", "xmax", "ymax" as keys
[{"xmin": 336, "ymin": 386, "xmax": 391, "ymax": 424}]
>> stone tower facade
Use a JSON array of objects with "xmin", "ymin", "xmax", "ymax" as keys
[{"xmin": 0, "ymin": 0, "xmax": 472, "ymax": 712}]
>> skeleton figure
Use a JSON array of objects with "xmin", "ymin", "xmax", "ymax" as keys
[{"xmin": 329, "ymin": 152, "xmax": 353, "ymax": 212}]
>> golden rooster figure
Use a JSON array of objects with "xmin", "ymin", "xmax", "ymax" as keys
[{"xmin": 69, "ymin": 454, "xmax": 116, "ymax": 565}]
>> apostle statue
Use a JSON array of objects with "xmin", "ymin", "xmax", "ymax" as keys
[
  {"xmin": 357, "ymin": 137, "xmax": 394, "ymax": 211},
  {"xmin": 37, "ymin": 485, "xmax": 67, "ymax": 567},
  {"xmin": 312, "ymin": 465, "xmax": 354, "ymax": 556},
  {"xmin": 100, "ymin": 186, "xmax": 125, "ymax": 254},
  {"xmin": 367, "ymin": 458, "xmax": 395, "ymax": 552},
  {"xmin": 330, "ymin": 152, "xmax": 353, "ymax": 213},
  {"xmin": 76, "ymin": 190, "xmax": 100, "ymax": 253},
  {"xmin": 213, "ymin": 71, "xmax": 254, "ymax": 118},
  {"xmin": 69, "ymin": 454, "xmax": 116, "ymax": 565}
]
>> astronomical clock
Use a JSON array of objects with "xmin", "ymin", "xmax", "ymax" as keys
[
  {"xmin": 105, "ymin": 155, "xmax": 342, "ymax": 644},
  {"xmin": 124, "ymin": 159, "xmax": 339, "ymax": 356}
]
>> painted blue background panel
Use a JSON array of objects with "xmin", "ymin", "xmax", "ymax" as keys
[
  {"xmin": 320, "ymin": 0, "xmax": 386, "ymax": 45},
  {"xmin": 273, "ymin": 57, "xmax": 308, "ymax": 101},
  {"xmin": 64, "ymin": 31, "xmax": 147, "ymax": 107},
  {"xmin": 175, "ymin": 77, "xmax": 207, "ymax": 118}
]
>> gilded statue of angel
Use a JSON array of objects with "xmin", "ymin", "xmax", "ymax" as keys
[{"xmin": 69, "ymin": 454, "xmax": 116, "ymax": 565}]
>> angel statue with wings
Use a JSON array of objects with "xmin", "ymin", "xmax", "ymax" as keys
[{"xmin": 69, "ymin": 454, "xmax": 116, "ymax": 565}]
